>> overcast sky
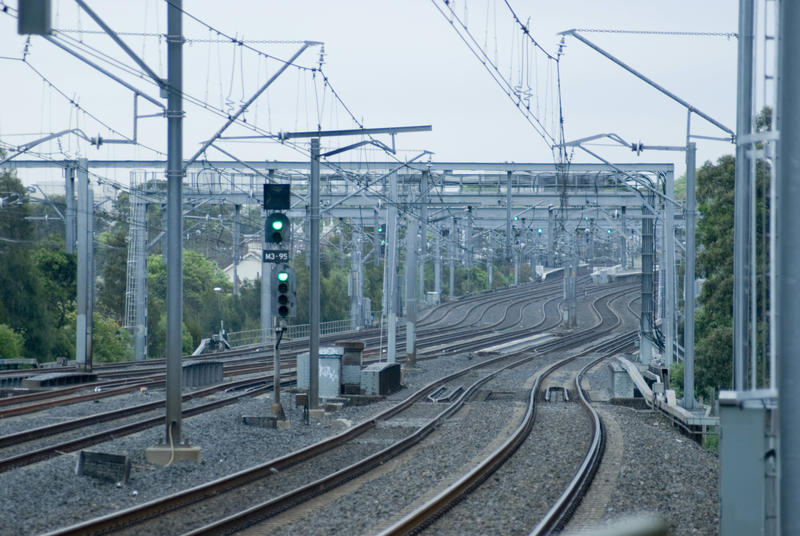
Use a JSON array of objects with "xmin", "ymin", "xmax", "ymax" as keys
[{"xmin": 0, "ymin": 1, "xmax": 740, "ymax": 185}]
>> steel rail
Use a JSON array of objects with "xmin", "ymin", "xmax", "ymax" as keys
[
  {"xmin": 45, "ymin": 347, "xmax": 535, "ymax": 536},
  {"xmin": 377, "ymin": 329, "xmax": 638, "ymax": 536}
]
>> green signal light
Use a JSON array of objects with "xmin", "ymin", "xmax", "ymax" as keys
[
  {"xmin": 271, "ymin": 220, "xmax": 284, "ymax": 231},
  {"xmin": 277, "ymin": 271, "xmax": 289, "ymax": 282}
]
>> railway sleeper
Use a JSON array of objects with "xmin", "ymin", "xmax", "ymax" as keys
[{"xmin": 427, "ymin": 385, "xmax": 464, "ymax": 403}]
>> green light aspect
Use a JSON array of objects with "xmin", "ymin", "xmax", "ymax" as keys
[
  {"xmin": 277, "ymin": 271, "xmax": 289, "ymax": 282},
  {"xmin": 271, "ymin": 220, "xmax": 284, "ymax": 231}
]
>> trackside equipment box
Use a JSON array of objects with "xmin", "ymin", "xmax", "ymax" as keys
[{"xmin": 360, "ymin": 362, "xmax": 401, "ymax": 395}]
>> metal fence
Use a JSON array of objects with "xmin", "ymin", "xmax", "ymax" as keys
[{"xmin": 225, "ymin": 318, "xmax": 374, "ymax": 348}]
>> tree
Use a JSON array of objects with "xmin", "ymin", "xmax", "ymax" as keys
[
  {"xmin": 0, "ymin": 166, "xmax": 55, "ymax": 360},
  {"xmin": 693, "ymin": 150, "xmax": 770, "ymax": 396},
  {"xmin": 33, "ymin": 238, "xmax": 76, "ymax": 328},
  {"xmin": 0, "ymin": 323, "xmax": 25, "ymax": 359}
]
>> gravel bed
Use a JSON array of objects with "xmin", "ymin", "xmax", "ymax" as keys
[
  {"xmin": 0, "ymin": 350, "xmax": 501, "ymax": 535},
  {"xmin": 425, "ymin": 403, "xmax": 591, "ymax": 536},
  {"xmin": 261, "ymin": 360, "xmax": 546, "ymax": 536},
  {"xmin": 587, "ymin": 404, "xmax": 719, "ymax": 535}
]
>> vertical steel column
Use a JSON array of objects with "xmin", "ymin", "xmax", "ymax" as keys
[
  {"xmin": 419, "ymin": 171, "xmax": 428, "ymax": 299},
  {"xmin": 778, "ymin": 1, "xmax": 800, "ymax": 531},
  {"xmin": 133, "ymin": 196, "xmax": 148, "ymax": 361},
  {"xmin": 87, "ymin": 186, "xmax": 94, "ymax": 369},
  {"xmin": 488, "ymin": 231, "xmax": 494, "ymax": 288},
  {"xmin": 506, "ymin": 171, "xmax": 512, "ymax": 259},
  {"xmin": 350, "ymin": 227, "xmax": 361, "ymax": 329},
  {"xmin": 164, "ymin": 0, "xmax": 184, "ymax": 443},
  {"xmin": 405, "ymin": 217, "xmax": 418, "ymax": 367},
  {"xmin": 640, "ymin": 192, "xmax": 655, "ymax": 364},
  {"xmin": 75, "ymin": 158, "xmax": 89, "ymax": 368},
  {"xmin": 684, "ymin": 143, "xmax": 697, "ymax": 409},
  {"xmin": 664, "ymin": 172, "xmax": 676, "ymax": 366},
  {"xmin": 64, "ymin": 165, "xmax": 75, "ymax": 254},
  {"xmin": 547, "ymin": 207, "xmax": 556, "ymax": 267},
  {"xmin": 449, "ymin": 218, "xmax": 456, "ymax": 297},
  {"xmin": 734, "ymin": 0, "xmax": 755, "ymax": 391},
  {"xmin": 620, "ymin": 206, "xmax": 627, "ymax": 268},
  {"xmin": 466, "ymin": 209, "xmax": 473, "ymax": 270},
  {"xmin": 386, "ymin": 172, "xmax": 399, "ymax": 362},
  {"xmin": 233, "ymin": 204, "xmax": 240, "ymax": 296},
  {"xmin": 310, "ymin": 138, "xmax": 321, "ymax": 408},
  {"xmin": 373, "ymin": 209, "xmax": 380, "ymax": 267},
  {"xmin": 434, "ymin": 227, "xmax": 441, "ymax": 297}
]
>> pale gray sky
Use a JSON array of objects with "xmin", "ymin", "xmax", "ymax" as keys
[{"xmin": 0, "ymin": 1, "xmax": 740, "ymax": 185}]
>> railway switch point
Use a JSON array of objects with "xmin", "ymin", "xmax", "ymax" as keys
[{"xmin": 145, "ymin": 444, "xmax": 202, "ymax": 466}]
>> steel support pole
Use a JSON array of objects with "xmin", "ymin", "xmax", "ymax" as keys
[
  {"xmin": 164, "ymin": 0, "xmax": 184, "ymax": 443},
  {"xmin": 506, "ymin": 171, "xmax": 512, "ymax": 259},
  {"xmin": 664, "ymin": 172, "xmax": 676, "ymax": 367},
  {"xmin": 733, "ymin": 0, "xmax": 754, "ymax": 391},
  {"xmin": 386, "ymin": 172, "xmax": 398, "ymax": 363},
  {"xmin": 547, "ymin": 207, "xmax": 556, "ymax": 267},
  {"xmin": 310, "ymin": 138, "xmax": 321, "ymax": 408},
  {"xmin": 88, "ymin": 186, "xmax": 94, "ymax": 369},
  {"xmin": 434, "ymin": 228, "xmax": 441, "ymax": 297},
  {"xmin": 233, "ymin": 204, "xmax": 240, "ymax": 296},
  {"xmin": 513, "ymin": 248, "xmax": 519, "ymax": 286},
  {"xmin": 373, "ymin": 209, "xmax": 380, "ymax": 267},
  {"xmin": 75, "ymin": 158, "xmax": 89, "ymax": 369},
  {"xmin": 350, "ymin": 227, "xmax": 361, "ymax": 329},
  {"xmin": 133, "ymin": 196, "xmax": 147, "ymax": 362},
  {"xmin": 620, "ymin": 206, "xmax": 627, "ymax": 268},
  {"xmin": 684, "ymin": 143, "xmax": 697, "ymax": 409},
  {"xmin": 419, "ymin": 171, "xmax": 428, "ymax": 299},
  {"xmin": 272, "ymin": 324, "xmax": 284, "ymax": 418},
  {"xmin": 640, "ymin": 192, "xmax": 655, "ymax": 364},
  {"xmin": 64, "ymin": 165, "xmax": 75, "ymax": 254},
  {"xmin": 405, "ymin": 217, "xmax": 418, "ymax": 367},
  {"xmin": 488, "ymin": 231, "xmax": 494, "ymax": 288},
  {"xmin": 778, "ymin": 1, "xmax": 800, "ymax": 531},
  {"xmin": 449, "ymin": 218, "xmax": 456, "ymax": 297}
]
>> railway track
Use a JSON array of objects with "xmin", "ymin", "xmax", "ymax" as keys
[{"xmin": 42, "ymin": 283, "xmax": 636, "ymax": 536}]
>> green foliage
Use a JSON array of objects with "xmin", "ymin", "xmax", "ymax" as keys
[
  {"xmin": 146, "ymin": 251, "xmax": 230, "ymax": 357},
  {"xmin": 669, "ymin": 361, "xmax": 684, "ymax": 399},
  {"xmin": 58, "ymin": 311, "xmax": 132, "ymax": 363},
  {"xmin": 0, "ymin": 323, "xmax": 25, "ymax": 359},
  {"xmin": 703, "ymin": 433, "xmax": 720, "ymax": 453},
  {"xmin": 91, "ymin": 313, "xmax": 132, "ymax": 363},
  {"xmin": 33, "ymin": 239, "xmax": 76, "ymax": 328},
  {"xmin": 693, "ymin": 156, "xmax": 736, "ymax": 395},
  {"xmin": 0, "ymin": 168, "xmax": 56, "ymax": 359},
  {"xmin": 693, "ymin": 152, "xmax": 770, "ymax": 394},
  {"xmin": 96, "ymin": 225, "xmax": 129, "ymax": 323}
]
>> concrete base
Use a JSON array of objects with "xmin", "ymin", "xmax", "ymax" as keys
[
  {"xmin": 271, "ymin": 402, "xmax": 286, "ymax": 420},
  {"xmin": 276, "ymin": 418, "xmax": 291, "ymax": 430},
  {"xmin": 242, "ymin": 415, "xmax": 277, "ymax": 428},
  {"xmin": 145, "ymin": 445, "xmax": 202, "ymax": 466},
  {"xmin": 342, "ymin": 394, "xmax": 384, "ymax": 406},
  {"xmin": 324, "ymin": 402, "xmax": 344, "ymax": 412},
  {"xmin": 308, "ymin": 408, "xmax": 326, "ymax": 419}
]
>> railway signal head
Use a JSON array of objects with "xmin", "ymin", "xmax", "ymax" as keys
[
  {"xmin": 266, "ymin": 213, "xmax": 290, "ymax": 244},
  {"xmin": 273, "ymin": 264, "xmax": 296, "ymax": 319},
  {"xmin": 537, "ymin": 228, "xmax": 543, "ymax": 234}
]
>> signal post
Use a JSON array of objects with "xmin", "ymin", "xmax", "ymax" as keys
[{"xmin": 263, "ymin": 184, "xmax": 295, "ymax": 421}]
